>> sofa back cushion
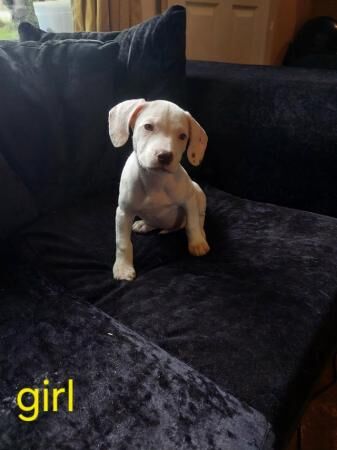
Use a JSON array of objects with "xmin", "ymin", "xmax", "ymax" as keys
[
  {"xmin": 186, "ymin": 60, "xmax": 337, "ymax": 218},
  {"xmin": 19, "ymin": 22, "xmax": 121, "ymax": 43},
  {"xmin": 0, "ymin": 6, "xmax": 186, "ymax": 240},
  {"xmin": 0, "ymin": 155, "xmax": 38, "ymax": 239}
]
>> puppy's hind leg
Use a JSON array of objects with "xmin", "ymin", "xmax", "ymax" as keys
[{"xmin": 132, "ymin": 220, "xmax": 156, "ymax": 234}]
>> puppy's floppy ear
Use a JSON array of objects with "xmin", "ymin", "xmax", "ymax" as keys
[
  {"xmin": 108, "ymin": 99, "xmax": 146, "ymax": 148},
  {"xmin": 185, "ymin": 112, "xmax": 208, "ymax": 166}
]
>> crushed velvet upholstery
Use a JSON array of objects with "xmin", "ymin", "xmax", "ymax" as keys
[
  {"xmin": 186, "ymin": 61, "xmax": 337, "ymax": 219},
  {"xmin": 0, "ymin": 272, "xmax": 274, "ymax": 450},
  {"xmin": 12, "ymin": 184, "xmax": 337, "ymax": 448},
  {"xmin": 18, "ymin": 21, "xmax": 121, "ymax": 42},
  {"xmin": 0, "ymin": 153, "xmax": 38, "ymax": 238}
]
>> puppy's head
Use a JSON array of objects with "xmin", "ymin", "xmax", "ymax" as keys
[{"xmin": 108, "ymin": 99, "xmax": 208, "ymax": 172}]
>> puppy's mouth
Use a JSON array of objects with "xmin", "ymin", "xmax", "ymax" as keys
[
  {"xmin": 148, "ymin": 165, "xmax": 173, "ymax": 173},
  {"xmin": 138, "ymin": 159, "xmax": 174, "ymax": 173}
]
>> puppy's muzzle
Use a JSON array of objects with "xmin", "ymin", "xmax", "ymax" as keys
[{"xmin": 157, "ymin": 151, "xmax": 173, "ymax": 166}]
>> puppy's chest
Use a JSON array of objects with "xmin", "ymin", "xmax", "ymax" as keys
[{"xmin": 137, "ymin": 190, "xmax": 176, "ymax": 212}]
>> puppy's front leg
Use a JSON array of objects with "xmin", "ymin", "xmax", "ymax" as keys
[
  {"xmin": 184, "ymin": 195, "xmax": 210, "ymax": 257},
  {"xmin": 113, "ymin": 206, "xmax": 136, "ymax": 280}
]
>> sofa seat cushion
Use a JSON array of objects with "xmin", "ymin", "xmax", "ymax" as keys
[
  {"xmin": 13, "ymin": 185, "xmax": 337, "ymax": 446},
  {"xmin": 0, "ymin": 281, "xmax": 273, "ymax": 449}
]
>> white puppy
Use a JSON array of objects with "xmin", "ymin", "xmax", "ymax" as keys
[{"xmin": 109, "ymin": 99, "xmax": 210, "ymax": 281}]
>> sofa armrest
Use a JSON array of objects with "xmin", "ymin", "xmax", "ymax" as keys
[{"xmin": 186, "ymin": 60, "xmax": 337, "ymax": 218}]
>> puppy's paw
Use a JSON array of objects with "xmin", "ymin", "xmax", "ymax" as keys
[
  {"xmin": 132, "ymin": 220, "xmax": 155, "ymax": 234},
  {"xmin": 113, "ymin": 261, "xmax": 136, "ymax": 281},
  {"xmin": 188, "ymin": 238, "xmax": 210, "ymax": 257}
]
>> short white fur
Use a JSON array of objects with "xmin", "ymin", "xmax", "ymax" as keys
[{"xmin": 109, "ymin": 99, "xmax": 210, "ymax": 281}]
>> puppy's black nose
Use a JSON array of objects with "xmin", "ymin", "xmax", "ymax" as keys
[{"xmin": 157, "ymin": 152, "xmax": 173, "ymax": 165}]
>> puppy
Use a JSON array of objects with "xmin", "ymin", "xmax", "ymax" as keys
[{"xmin": 109, "ymin": 99, "xmax": 210, "ymax": 281}]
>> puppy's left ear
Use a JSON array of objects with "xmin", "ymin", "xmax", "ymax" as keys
[
  {"xmin": 108, "ymin": 99, "xmax": 146, "ymax": 148},
  {"xmin": 185, "ymin": 112, "xmax": 208, "ymax": 166}
]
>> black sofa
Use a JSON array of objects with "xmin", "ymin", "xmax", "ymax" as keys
[{"xmin": 1, "ymin": 6, "xmax": 337, "ymax": 450}]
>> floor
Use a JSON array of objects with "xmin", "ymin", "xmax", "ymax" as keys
[{"xmin": 287, "ymin": 354, "xmax": 337, "ymax": 450}]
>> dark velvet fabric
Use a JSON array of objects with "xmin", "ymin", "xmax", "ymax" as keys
[
  {"xmin": 284, "ymin": 52, "xmax": 337, "ymax": 70},
  {"xmin": 0, "ymin": 273, "xmax": 273, "ymax": 450},
  {"xmin": 0, "ymin": 153, "xmax": 38, "ymax": 239},
  {"xmin": 0, "ymin": 5, "xmax": 186, "ymax": 239},
  {"xmin": 0, "ymin": 38, "xmax": 119, "ymax": 213},
  {"xmin": 18, "ymin": 6, "xmax": 187, "ymax": 105},
  {"xmin": 13, "ymin": 184, "xmax": 337, "ymax": 447},
  {"xmin": 186, "ymin": 60, "xmax": 337, "ymax": 218},
  {"xmin": 18, "ymin": 21, "xmax": 121, "ymax": 42}
]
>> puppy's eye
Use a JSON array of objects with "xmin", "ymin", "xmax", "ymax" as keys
[
  {"xmin": 144, "ymin": 123, "xmax": 154, "ymax": 131},
  {"xmin": 179, "ymin": 133, "xmax": 187, "ymax": 141}
]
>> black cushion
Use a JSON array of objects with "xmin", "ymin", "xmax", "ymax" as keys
[
  {"xmin": 0, "ymin": 283, "xmax": 273, "ymax": 449},
  {"xmin": 13, "ymin": 185, "xmax": 337, "ymax": 447},
  {"xmin": 0, "ymin": 6, "xmax": 186, "ymax": 239},
  {"xmin": 19, "ymin": 7, "xmax": 186, "ymax": 108},
  {"xmin": 19, "ymin": 21, "xmax": 121, "ymax": 42},
  {"xmin": 0, "ymin": 153, "xmax": 38, "ymax": 239}
]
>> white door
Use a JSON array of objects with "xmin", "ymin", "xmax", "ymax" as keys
[
  {"xmin": 167, "ymin": 0, "xmax": 271, "ymax": 64},
  {"xmin": 223, "ymin": 0, "xmax": 270, "ymax": 64}
]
